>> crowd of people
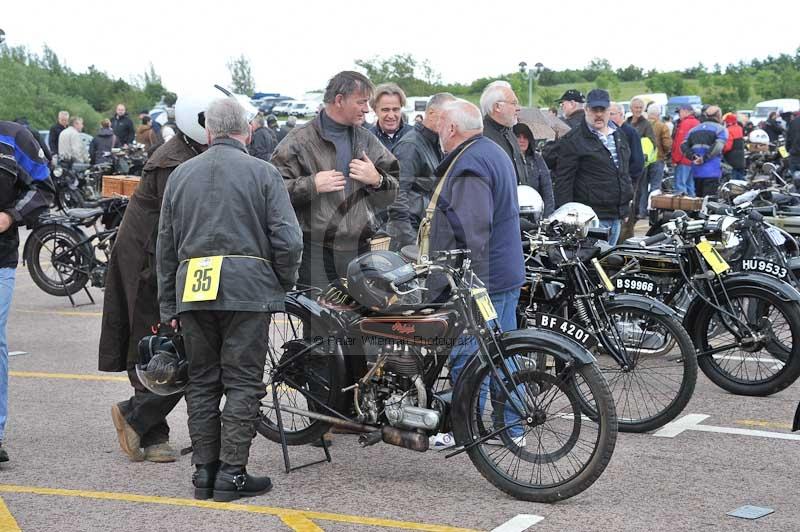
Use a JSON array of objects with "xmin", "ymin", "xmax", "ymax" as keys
[{"xmin": 2, "ymin": 68, "xmax": 800, "ymax": 503}]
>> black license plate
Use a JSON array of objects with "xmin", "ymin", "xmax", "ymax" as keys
[
  {"xmin": 613, "ymin": 275, "xmax": 658, "ymax": 296},
  {"xmin": 534, "ymin": 313, "xmax": 598, "ymax": 349},
  {"xmin": 741, "ymin": 258, "xmax": 788, "ymax": 279}
]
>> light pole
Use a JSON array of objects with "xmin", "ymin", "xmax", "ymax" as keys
[{"xmin": 518, "ymin": 61, "xmax": 544, "ymax": 108}]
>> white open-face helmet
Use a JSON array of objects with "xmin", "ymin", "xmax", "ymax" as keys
[
  {"xmin": 175, "ymin": 85, "xmax": 258, "ymax": 145},
  {"xmin": 748, "ymin": 129, "xmax": 770, "ymax": 145}
]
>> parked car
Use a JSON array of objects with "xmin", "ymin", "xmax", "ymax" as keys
[
  {"xmin": 258, "ymin": 96, "xmax": 294, "ymax": 114},
  {"xmin": 751, "ymin": 99, "xmax": 800, "ymax": 127},
  {"xmin": 287, "ymin": 101, "xmax": 316, "ymax": 118},
  {"xmin": 272, "ymin": 100, "xmax": 295, "ymax": 115}
]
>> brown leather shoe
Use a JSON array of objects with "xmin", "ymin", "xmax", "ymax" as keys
[
  {"xmin": 143, "ymin": 442, "xmax": 178, "ymax": 463},
  {"xmin": 111, "ymin": 403, "xmax": 144, "ymax": 461}
]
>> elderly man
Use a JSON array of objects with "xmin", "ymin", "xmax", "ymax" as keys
[
  {"xmin": 554, "ymin": 90, "xmax": 632, "ymax": 245},
  {"xmin": 641, "ymin": 104, "xmax": 672, "ymax": 216},
  {"xmin": 157, "ymin": 97, "xmax": 303, "ymax": 502},
  {"xmin": 610, "ymin": 103, "xmax": 645, "ymax": 241},
  {"xmin": 111, "ymin": 104, "xmax": 135, "ymax": 147},
  {"xmin": 48, "ymin": 110, "xmax": 69, "ymax": 157},
  {"xmin": 387, "ymin": 92, "xmax": 456, "ymax": 251},
  {"xmin": 627, "ymin": 98, "xmax": 656, "ymax": 147},
  {"xmin": 369, "ymin": 83, "xmax": 412, "ymax": 149},
  {"xmin": 58, "ymin": 116, "xmax": 89, "ymax": 164},
  {"xmin": 426, "ymin": 99, "xmax": 526, "ymax": 448},
  {"xmin": 557, "ymin": 89, "xmax": 586, "ymax": 129},
  {"xmin": 271, "ymin": 71, "xmax": 399, "ymax": 289},
  {"xmin": 681, "ymin": 105, "xmax": 728, "ymax": 198},
  {"xmin": 671, "ymin": 104, "xmax": 700, "ymax": 195},
  {"xmin": 480, "ymin": 80, "xmax": 526, "ymax": 183},
  {"xmin": 248, "ymin": 114, "xmax": 276, "ymax": 162}
]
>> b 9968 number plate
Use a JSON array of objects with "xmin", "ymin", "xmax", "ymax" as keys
[
  {"xmin": 534, "ymin": 313, "xmax": 598, "ymax": 349},
  {"xmin": 614, "ymin": 275, "xmax": 658, "ymax": 296}
]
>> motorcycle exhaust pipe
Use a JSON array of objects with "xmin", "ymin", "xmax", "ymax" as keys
[
  {"xmin": 380, "ymin": 427, "xmax": 429, "ymax": 452},
  {"xmin": 279, "ymin": 405, "xmax": 376, "ymax": 433}
]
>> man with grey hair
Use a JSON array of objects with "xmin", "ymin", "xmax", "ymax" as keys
[
  {"xmin": 48, "ymin": 110, "xmax": 69, "ymax": 157},
  {"xmin": 641, "ymin": 104, "xmax": 672, "ymax": 217},
  {"xmin": 157, "ymin": 97, "xmax": 303, "ymax": 502},
  {"xmin": 247, "ymin": 114, "xmax": 276, "ymax": 162},
  {"xmin": 479, "ymin": 81, "xmax": 527, "ymax": 183},
  {"xmin": 277, "ymin": 115, "xmax": 296, "ymax": 142},
  {"xmin": 369, "ymin": 82, "xmax": 412, "ymax": 149},
  {"xmin": 425, "ymin": 99, "xmax": 525, "ymax": 448},
  {"xmin": 386, "ymin": 92, "xmax": 456, "ymax": 250},
  {"xmin": 627, "ymin": 97, "xmax": 656, "ymax": 147},
  {"xmin": 272, "ymin": 70, "xmax": 399, "ymax": 289},
  {"xmin": 58, "ymin": 116, "xmax": 89, "ymax": 163}
]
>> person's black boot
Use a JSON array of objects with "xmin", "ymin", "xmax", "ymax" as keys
[
  {"xmin": 0, "ymin": 442, "xmax": 8, "ymax": 463},
  {"xmin": 192, "ymin": 461, "xmax": 220, "ymax": 500},
  {"xmin": 212, "ymin": 463, "xmax": 272, "ymax": 502}
]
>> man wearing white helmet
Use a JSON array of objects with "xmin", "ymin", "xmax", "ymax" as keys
[{"xmin": 99, "ymin": 87, "xmax": 226, "ymax": 464}]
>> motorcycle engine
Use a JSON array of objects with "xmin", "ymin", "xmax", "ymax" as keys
[{"xmin": 357, "ymin": 341, "xmax": 441, "ymax": 432}]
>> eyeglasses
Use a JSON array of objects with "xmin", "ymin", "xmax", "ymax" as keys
[{"xmin": 498, "ymin": 100, "xmax": 520, "ymax": 107}]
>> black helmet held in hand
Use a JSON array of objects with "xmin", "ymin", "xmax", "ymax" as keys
[
  {"xmin": 136, "ymin": 331, "xmax": 188, "ymax": 395},
  {"xmin": 345, "ymin": 251, "xmax": 419, "ymax": 311}
]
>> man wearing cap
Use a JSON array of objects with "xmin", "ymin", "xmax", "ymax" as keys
[
  {"xmin": 681, "ymin": 105, "xmax": 727, "ymax": 197},
  {"xmin": 557, "ymin": 90, "xmax": 585, "ymax": 129},
  {"xmin": 671, "ymin": 104, "xmax": 700, "ymax": 195},
  {"xmin": 553, "ymin": 89, "xmax": 632, "ymax": 245}
]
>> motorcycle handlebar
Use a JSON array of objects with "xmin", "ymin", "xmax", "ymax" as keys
[{"xmin": 639, "ymin": 232, "xmax": 670, "ymax": 247}]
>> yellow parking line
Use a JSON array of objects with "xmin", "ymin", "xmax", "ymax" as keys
[
  {"xmin": 9, "ymin": 371, "xmax": 127, "ymax": 382},
  {"xmin": 735, "ymin": 419, "xmax": 793, "ymax": 430},
  {"xmin": 0, "ymin": 485, "xmax": 478, "ymax": 532},
  {"xmin": 0, "ymin": 496, "xmax": 21, "ymax": 532},
  {"xmin": 14, "ymin": 309, "xmax": 103, "ymax": 317}
]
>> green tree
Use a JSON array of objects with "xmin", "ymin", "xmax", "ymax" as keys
[
  {"xmin": 616, "ymin": 64, "xmax": 644, "ymax": 82},
  {"xmin": 595, "ymin": 72, "xmax": 621, "ymax": 97},
  {"xmin": 227, "ymin": 54, "xmax": 254, "ymax": 96},
  {"xmin": 645, "ymin": 72, "xmax": 685, "ymax": 95}
]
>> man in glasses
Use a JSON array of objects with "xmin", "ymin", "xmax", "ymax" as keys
[{"xmin": 480, "ymin": 81, "xmax": 527, "ymax": 183}]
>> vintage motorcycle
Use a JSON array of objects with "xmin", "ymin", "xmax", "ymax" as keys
[
  {"xmin": 258, "ymin": 249, "xmax": 618, "ymax": 503},
  {"xmin": 519, "ymin": 203, "xmax": 698, "ymax": 433}
]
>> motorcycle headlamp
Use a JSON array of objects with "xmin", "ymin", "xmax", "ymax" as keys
[{"xmin": 53, "ymin": 167, "xmax": 63, "ymax": 177}]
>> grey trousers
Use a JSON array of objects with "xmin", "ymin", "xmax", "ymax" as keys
[{"xmin": 180, "ymin": 310, "xmax": 269, "ymax": 466}]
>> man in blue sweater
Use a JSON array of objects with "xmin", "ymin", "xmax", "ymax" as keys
[
  {"xmin": 681, "ymin": 105, "xmax": 728, "ymax": 198},
  {"xmin": 427, "ymin": 99, "xmax": 526, "ymax": 448}
]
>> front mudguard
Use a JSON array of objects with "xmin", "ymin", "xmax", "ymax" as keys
[{"xmin": 682, "ymin": 271, "xmax": 800, "ymax": 333}]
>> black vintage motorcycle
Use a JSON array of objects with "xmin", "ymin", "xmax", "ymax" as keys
[
  {"xmin": 23, "ymin": 197, "xmax": 127, "ymax": 301},
  {"xmin": 519, "ymin": 204, "xmax": 697, "ymax": 433},
  {"xmin": 258, "ymin": 249, "xmax": 618, "ymax": 502},
  {"xmin": 600, "ymin": 213, "xmax": 800, "ymax": 396}
]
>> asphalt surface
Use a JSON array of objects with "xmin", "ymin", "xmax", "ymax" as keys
[{"xmin": 2, "ymin": 225, "xmax": 800, "ymax": 532}]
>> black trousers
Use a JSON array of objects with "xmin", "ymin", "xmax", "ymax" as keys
[
  {"xmin": 694, "ymin": 178, "xmax": 720, "ymax": 198},
  {"xmin": 180, "ymin": 310, "xmax": 269, "ymax": 466},
  {"xmin": 121, "ymin": 370, "xmax": 183, "ymax": 447}
]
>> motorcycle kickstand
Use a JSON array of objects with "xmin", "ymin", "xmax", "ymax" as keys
[{"xmin": 271, "ymin": 380, "xmax": 332, "ymax": 474}]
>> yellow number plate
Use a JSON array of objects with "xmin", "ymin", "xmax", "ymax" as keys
[
  {"xmin": 778, "ymin": 146, "xmax": 789, "ymax": 159},
  {"xmin": 471, "ymin": 288, "xmax": 498, "ymax": 321},
  {"xmin": 696, "ymin": 240, "xmax": 729, "ymax": 275},
  {"xmin": 182, "ymin": 256, "xmax": 224, "ymax": 302}
]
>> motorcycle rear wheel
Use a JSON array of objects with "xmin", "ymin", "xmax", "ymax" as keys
[{"xmin": 25, "ymin": 225, "xmax": 91, "ymax": 296}]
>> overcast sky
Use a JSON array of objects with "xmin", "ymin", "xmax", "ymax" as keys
[{"xmin": 5, "ymin": 0, "xmax": 800, "ymax": 99}]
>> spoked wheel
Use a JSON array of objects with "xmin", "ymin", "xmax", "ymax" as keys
[
  {"xmin": 693, "ymin": 288, "xmax": 800, "ymax": 396},
  {"xmin": 453, "ymin": 348, "xmax": 617, "ymax": 503},
  {"xmin": 593, "ymin": 306, "xmax": 697, "ymax": 433},
  {"xmin": 24, "ymin": 225, "xmax": 91, "ymax": 296},
  {"xmin": 256, "ymin": 309, "xmax": 346, "ymax": 445}
]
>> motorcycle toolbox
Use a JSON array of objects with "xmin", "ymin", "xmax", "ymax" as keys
[{"xmin": 650, "ymin": 194, "xmax": 705, "ymax": 212}]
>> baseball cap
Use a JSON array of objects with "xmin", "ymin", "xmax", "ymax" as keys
[
  {"xmin": 556, "ymin": 89, "xmax": 584, "ymax": 103},
  {"xmin": 586, "ymin": 89, "xmax": 610, "ymax": 109},
  {"xmin": 678, "ymin": 103, "xmax": 694, "ymax": 111}
]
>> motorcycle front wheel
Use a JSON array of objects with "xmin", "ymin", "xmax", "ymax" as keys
[
  {"xmin": 452, "ymin": 340, "xmax": 617, "ymax": 503},
  {"xmin": 25, "ymin": 224, "xmax": 91, "ymax": 296}
]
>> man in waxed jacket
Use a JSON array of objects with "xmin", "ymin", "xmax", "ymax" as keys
[
  {"xmin": 0, "ymin": 121, "xmax": 55, "ymax": 462},
  {"xmin": 386, "ymin": 92, "xmax": 455, "ymax": 251},
  {"xmin": 554, "ymin": 89, "xmax": 632, "ymax": 246},
  {"xmin": 157, "ymin": 97, "xmax": 302, "ymax": 502},
  {"xmin": 271, "ymin": 71, "xmax": 399, "ymax": 289}
]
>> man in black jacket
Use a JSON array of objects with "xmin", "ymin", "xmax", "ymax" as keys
[
  {"xmin": 247, "ymin": 115, "xmax": 276, "ymax": 162},
  {"xmin": 553, "ymin": 89, "xmax": 632, "ymax": 245},
  {"xmin": 386, "ymin": 92, "xmax": 455, "ymax": 250},
  {"xmin": 0, "ymin": 121, "xmax": 55, "ymax": 463},
  {"xmin": 480, "ymin": 80, "xmax": 527, "ymax": 183},
  {"xmin": 557, "ymin": 89, "xmax": 586, "ymax": 129},
  {"xmin": 111, "ymin": 104, "xmax": 136, "ymax": 147},
  {"xmin": 48, "ymin": 111, "xmax": 69, "ymax": 158},
  {"xmin": 787, "ymin": 112, "xmax": 800, "ymax": 175}
]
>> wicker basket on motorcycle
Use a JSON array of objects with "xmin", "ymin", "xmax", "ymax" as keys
[
  {"xmin": 650, "ymin": 194, "xmax": 705, "ymax": 212},
  {"xmin": 369, "ymin": 236, "xmax": 391, "ymax": 251},
  {"xmin": 102, "ymin": 175, "xmax": 140, "ymax": 198}
]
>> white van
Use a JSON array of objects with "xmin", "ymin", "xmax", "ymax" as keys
[
  {"xmin": 630, "ymin": 93, "xmax": 668, "ymax": 116},
  {"xmin": 751, "ymin": 99, "xmax": 800, "ymax": 126},
  {"xmin": 404, "ymin": 96, "xmax": 430, "ymax": 123}
]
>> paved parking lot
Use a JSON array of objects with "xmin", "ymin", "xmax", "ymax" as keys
[{"xmin": 2, "ymin": 241, "xmax": 800, "ymax": 531}]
